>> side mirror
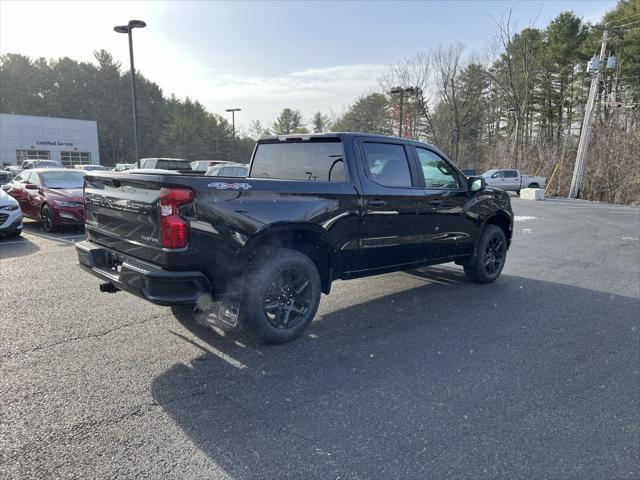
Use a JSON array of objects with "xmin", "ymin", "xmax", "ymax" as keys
[
  {"xmin": 468, "ymin": 176, "xmax": 485, "ymax": 192},
  {"xmin": 25, "ymin": 183, "xmax": 38, "ymax": 190},
  {"xmin": 1, "ymin": 184, "xmax": 10, "ymax": 192}
]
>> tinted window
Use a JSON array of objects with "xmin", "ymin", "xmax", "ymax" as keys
[
  {"xmin": 416, "ymin": 148, "xmax": 460, "ymax": 188},
  {"xmin": 491, "ymin": 171, "xmax": 504, "ymax": 178},
  {"xmin": 362, "ymin": 142, "xmax": 412, "ymax": 187},
  {"xmin": 251, "ymin": 140, "xmax": 345, "ymax": 182},
  {"xmin": 504, "ymin": 170, "xmax": 518, "ymax": 178}
]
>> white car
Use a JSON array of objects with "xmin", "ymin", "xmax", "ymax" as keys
[
  {"xmin": 0, "ymin": 188, "xmax": 23, "ymax": 237},
  {"xmin": 205, "ymin": 163, "xmax": 249, "ymax": 177}
]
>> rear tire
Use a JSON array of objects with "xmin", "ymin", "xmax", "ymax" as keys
[
  {"xmin": 464, "ymin": 225, "xmax": 507, "ymax": 283},
  {"xmin": 239, "ymin": 248, "xmax": 321, "ymax": 344},
  {"xmin": 528, "ymin": 183, "xmax": 539, "ymax": 188}
]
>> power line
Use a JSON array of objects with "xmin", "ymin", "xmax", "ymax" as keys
[
  {"xmin": 609, "ymin": 19, "xmax": 640, "ymax": 29},
  {"xmin": 607, "ymin": 13, "xmax": 640, "ymax": 25}
]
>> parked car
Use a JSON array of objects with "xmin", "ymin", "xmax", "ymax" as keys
[
  {"xmin": 0, "ymin": 188, "xmax": 22, "ymax": 237},
  {"xmin": 0, "ymin": 170, "xmax": 12, "ymax": 184},
  {"xmin": 5, "ymin": 166, "xmax": 22, "ymax": 178},
  {"xmin": 481, "ymin": 169, "xmax": 546, "ymax": 193},
  {"xmin": 205, "ymin": 162, "xmax": 248, "ymax": 177},
  {"xmin": 191, "ymin": 160, "xmax": 230, "ymax": 172},
  {"xmin": 76, "ymin": 133, "xmax": 513, "ymax": 344},
  {"xmin": 132, "ymin": 158, "xmax": 192, "ymax": 172},
  {"xmin": 21, "ymin": 160, "xmax": 61, "ymax": 170},
  {"xmin": 75, "ymin": 165, "xmax": 109, "ymax": 172},
  {"xmin": 5, "ymin": 168, "xmax": 85, "ymax": 232},
  {"xmin": 114, "ymin": 163, "xmax": 134, "ymax": 172}
]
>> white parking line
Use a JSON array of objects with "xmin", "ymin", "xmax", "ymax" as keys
[
  {"xmin": 21, "ymin": 231, "xmax": 81, "ymax": 245},
  {"xmin": 0, "ymin": 240, "xmax": 28, "ymax": 246}
]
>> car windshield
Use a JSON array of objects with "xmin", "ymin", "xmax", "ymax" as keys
[{"xmin": 40, "ymin": 171, "xmax": 84, "ymax": 188}]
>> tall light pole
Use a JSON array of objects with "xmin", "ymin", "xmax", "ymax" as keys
[
  {"xmin": 114, "ymin": 20, "xmax": 146, "ymax": 168},
  {"xmin": 225, "ymin": 108, "xmax": 241, "ymax": 139},
  {"xmin": 390, "ymin": 87, "xmax": 415, "ymax": 138}
]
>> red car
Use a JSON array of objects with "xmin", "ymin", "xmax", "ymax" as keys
[{"xmin": 5, "ymin": 168, "xmax": 85, "ymax": 232}]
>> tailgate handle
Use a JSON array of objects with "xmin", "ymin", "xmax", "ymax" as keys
[{"xmin": 367, "ymin": 199, "xmax": 388, "ymax": 208}]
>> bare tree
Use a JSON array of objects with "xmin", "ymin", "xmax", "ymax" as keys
[{"xmin": 487, "ymin": 11, "xmax": 540, "ymax": 168}]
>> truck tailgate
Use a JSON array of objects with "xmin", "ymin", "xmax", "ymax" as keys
[{"xmin": 83, "ymin": 173, "xmax": 191, "ymax": 266}]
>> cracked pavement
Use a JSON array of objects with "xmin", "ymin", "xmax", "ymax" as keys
[{"xmin": 1, "ymin": 198, "xmax": 639, "ymax": 479}]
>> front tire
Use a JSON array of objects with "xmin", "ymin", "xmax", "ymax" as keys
[
  {"xmin": 41, "ymin": 205, "xmax": 55, "ymax": 232},
  {"xmin": 240, "ymin": 248, "xmax": 321, "ymax": 344},
  {"xmin": 464, "ymin": 225, "xmax": 507, "ymax": 283}
]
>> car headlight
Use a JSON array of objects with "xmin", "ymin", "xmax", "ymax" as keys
[
  {"xmin": 0, "ymin": 204, "xmax": 19, "ymax": 211},
  {"xmin": 56, "ymin": 201, "xmax": 82, "ymax": 207}
]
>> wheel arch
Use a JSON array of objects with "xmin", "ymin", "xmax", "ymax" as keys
[
  {"xmin": 482, "ymin": 212, "xmax": 512, "ymax": 247},
  {"xmin": 242, "ymin": 223, "xmax": 333, "ymax": 294}
]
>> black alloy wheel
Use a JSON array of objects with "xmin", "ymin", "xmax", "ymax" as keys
[
  {"xmin": 463, "ymin": 224, "xmax": 507, "ymax": 283},
  {"xmin": 483, "ymin": 235, "xmax": 504, "ymax": 275},
  {"xmin": 41, "ymin": 205, "xmax": 55, "ymax": 232},
  {"xmin": 262, "ymin": 267, "xmax": 313, "ymax": 329}
]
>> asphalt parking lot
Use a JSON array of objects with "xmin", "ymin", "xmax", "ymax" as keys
[{"xmin": 1, "ymin": 198, "xmax": 639, "ymax": 479}]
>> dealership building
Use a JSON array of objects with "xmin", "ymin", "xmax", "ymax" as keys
[{"xmin": 0, "ymin": 113, "xmax": 100, "ymax": 167}]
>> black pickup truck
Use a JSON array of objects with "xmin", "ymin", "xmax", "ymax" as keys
[{"xmin": 76, "ymin": 133, "xmax": 513, "ymax": 343}]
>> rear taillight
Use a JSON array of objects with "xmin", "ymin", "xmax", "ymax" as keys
[{"xmin": 159, "ymin": 188, "xmax": 193, "ymax": 248}]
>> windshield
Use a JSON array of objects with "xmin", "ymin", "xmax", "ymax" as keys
[{"xmin": 40, "ymin": 171, "xmax": 84, "ymax": 189}]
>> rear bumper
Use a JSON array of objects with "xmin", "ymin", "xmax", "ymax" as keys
[{"xmin": 75, "ymin": 240, "xmax": 211, "ymax": 305}]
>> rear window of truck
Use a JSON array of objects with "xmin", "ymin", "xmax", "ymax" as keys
[{"xmin": 250, "ymin": 140, "xmax": 346, "ymax": 182}]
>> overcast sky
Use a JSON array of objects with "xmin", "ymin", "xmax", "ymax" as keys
[{"xmin": 1, "ymin": 0, "xmax": 614, "ymax": 132}]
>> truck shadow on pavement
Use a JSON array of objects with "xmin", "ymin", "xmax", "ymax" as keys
[
  {"xmin": 152, "ymin": 267, "xmax": 639, "ymax": 479},
  {"xmin": 0, "ymin": 235, "xmax": 40, "ymax": 259}
]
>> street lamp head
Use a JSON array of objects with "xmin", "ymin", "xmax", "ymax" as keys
[
  {"xmin": 225, "ymin": 108, "xmax": 241, "ymax": 112},
  {"xmin": 404, "ymin": 87, "xmax": 416, "ymax": 95},
  {"xmin": 390, "ymin": 87, "xmax": 403, "ymax": 95},
  {"xmin": 114, "ymin": 20, "xmax": 146, "ymax": 33},
  {"xmin": 128, "ymin": 20, "xmax": 147, "ymax": 29}
]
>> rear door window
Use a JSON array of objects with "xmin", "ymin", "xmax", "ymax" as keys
[
  {"xmin": 362, "ymin": 142, "xmax": 412, "ymax": 187},
  {"xmin": 250, "ymin": 140, "xmax": 346, "ymax": 182},
  {"xmin": 504, "ymin": 170, "xmax": 518, "ymax": 178}
]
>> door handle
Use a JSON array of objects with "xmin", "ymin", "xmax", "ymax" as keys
[
  {"xmin": 367, "ymin": 199, "xmax": 388, "ymax": 208},
  {"xmin": 429, "ymin": 199, "xmax": 443, "ymax": 206}
]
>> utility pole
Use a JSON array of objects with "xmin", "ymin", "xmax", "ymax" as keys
[{"xmin": 569, "ymin": 27, "xmax": 608, "ymax": 199}]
